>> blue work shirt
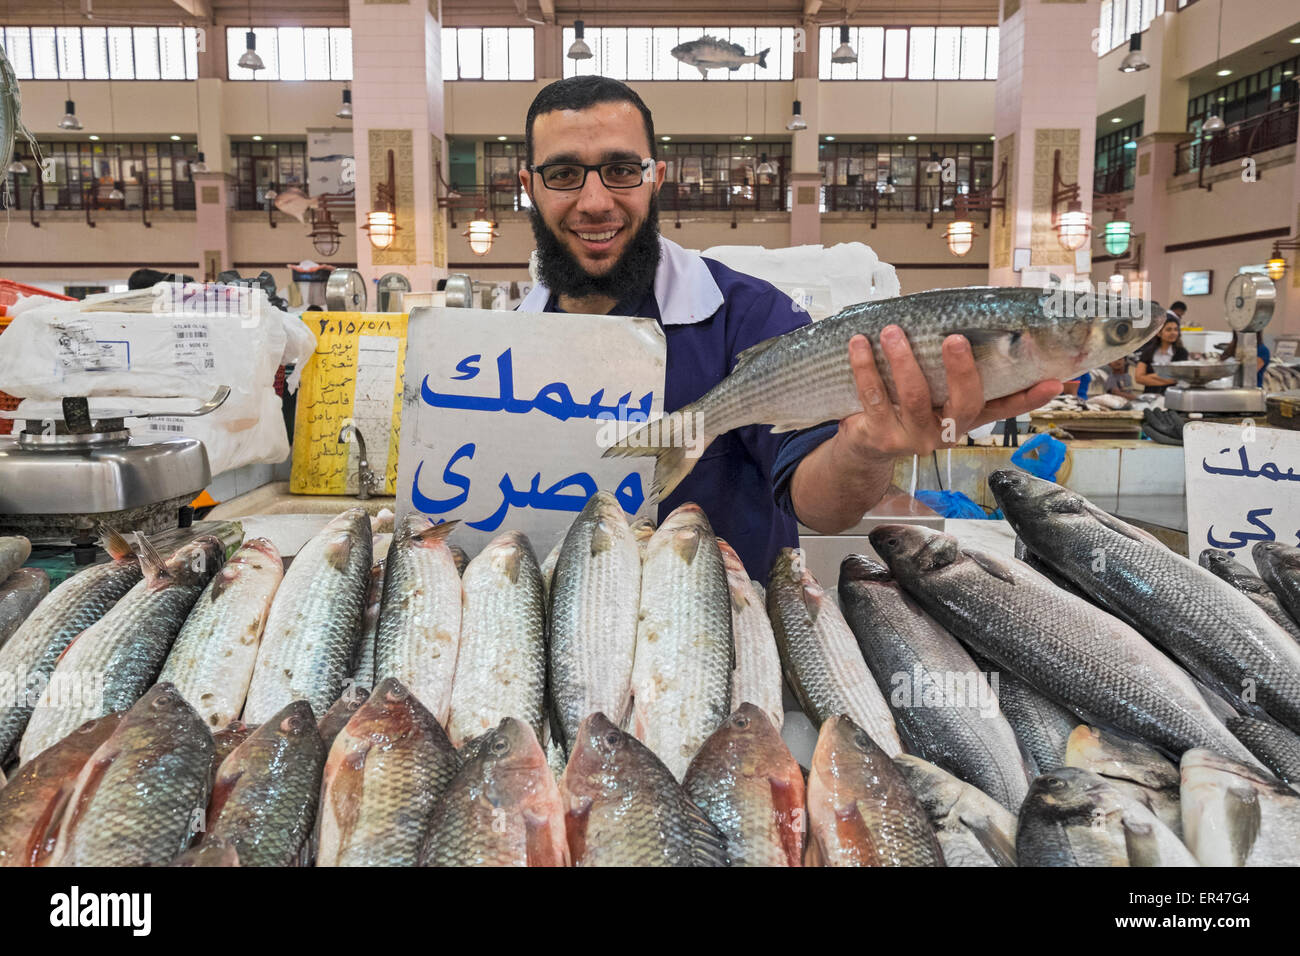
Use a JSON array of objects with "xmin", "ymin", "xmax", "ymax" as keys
[{"xmin": 534, "ymin": 252, "xmax": 837, "ymax": 583}]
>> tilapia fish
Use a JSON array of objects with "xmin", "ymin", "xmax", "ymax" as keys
[
  {"xmin": 201, "ymin": 700, "xmax": 325, "ymax": 867},
  {"xmin": 421, "ymin": 718, "xmax": 568, "ymax": 867},
  {"xmin": 1017, "ymin": 767, "xmax": 1196, "ymax": 867},
  {"xmin": 374, "ymin": 516, "xmax": 461, "ymax": 723},
  {"xmin": 447, "ymin": 531, "xmax": 546, "ymax": 748},
  {"xmin": 20, "ymin": 535, "xmax": 225, "ymax": 764},
  {"xmin": 893, "ymin": 754, "xmax": 1017, "ymax": 867},
  {"xmin": 805, "ymin": 715, "xmax": 943, "ymax": 867},
  {"xmin": 159, "ymin": 538, "xmax": 283, "ymax": 731},
  {"xmin": 0, "ymin": 529, "xmax": 141, "ymax": 761},
  {"xmin": 1065, "ymin": 725, "xmax": 1182, "ymax": 837},
  {"xmin": 683, "ymin": 704, "xmax": 804, "ymax": 867},
  {"xmin": 718, "ymin": 540, "xmax": 784, "ymax": 731},
  {"xmin": 318, "ymin": 686, "xmax": 370, "ymax": 750},
  {"xmin": 839, "ymin": 554, "xmax": 1029, "ymax": 812},
  {"xmin": 990, "ymin": 471, "xmax": 1300, "ymax": 733},
  {"xmin": 316, "ymin": 678, "xmax": 461, "ymax": 867},
  {"xmin": 0, "ymin": 713, "xmax": 121, "ymax": 866},
  {"xmin": 1200, "ymin": 548, "xmax": 1300, "ymax": 642},
  {"xmin": 0, "ymin": 568, "xmax": 47, "ymax": 647},
  {"xmin": 1254, "ymin": 541, "xmax": 1300, "ymax": 630},
  {"xmin": 212, "ymin": 720, "xmax": 255, "ymax": 770},
  {"xmin": 868, "ymin": 524, "xmax": 1257, "ymax": 765},
  {"xmin": 351, "ymin": 561, "xmax": 385, "ymax": 689},
  {"xmin": 1181, "ymin": 748, "xmax": 1300, "ymax": 866},
  {"xmin": 606, "ymin": 286, "xmax": 1160, "ymax": 498},
  {"xmin": 0, "ymin": 535, "xmax": 30, "ymax": 583},
  {"xmin": 767, "ymin": 549, "xmax": 901, "ymax": 755},
  {"xmin": 561, "ymin": 713, "xmax": 729, "ymax": 867},
  {"xmin": 632, "ymin": 504, "xmax": 734, "ymax": 780},
  {"xmin": 48, "ymin": 684, "xmax": 214, "ymax": 867},
  {"xmin": 547, "ymin": 492, "xmax": 641, "ymax": 753},
  {"xmin": 244, "ymin": 509, "xmax": 372, "ymax": 723},
  {"xmin": 1225, "ymin": 716, "xmax": 1300, "ymax": 784}
]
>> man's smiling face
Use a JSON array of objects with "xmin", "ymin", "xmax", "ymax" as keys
[{"xmin": 521, "ymin": 101, "xmax": 666, "ymax": 279}]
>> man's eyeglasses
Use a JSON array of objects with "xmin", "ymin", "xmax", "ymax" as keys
[{"xmin": 528, "ymin": 158, "xmax": 653, "ymax": 191}]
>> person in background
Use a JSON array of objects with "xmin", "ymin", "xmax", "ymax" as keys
[
  {"xmin": 1104, "ymin": 356, "xmax": 1139, "ymax": 400},
  {"xmin": 1134, "ymin": 316, "xmax": 1189, "ymax": 394},
  {"xmin": 1219, "ymin": 331, "xmax": 1270, "ymax": 387},
  {"xmin": 1166, "ymin": 300, "xmax": 1187, "ymax": 324}
]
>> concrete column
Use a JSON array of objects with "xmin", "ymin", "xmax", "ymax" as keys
[
  {"xmin": 349, "ymin": 0, "xmax": 448, "ymax": 294},
  {"xmin": 193, "ymin": 172, "xmax": 234, "ymax": 280},
  {"xmin": 1278, "ymin": 108, "xmax": 1300, "ymax": 337},
  {"xmin": 988, "ymin": 0, "xmax": 1099, "ymax": 287},
  {"xmin": 788, "ymin": 75, "xmax": 821, "ymax": 247},
  {"xmin": 192, "ymin": 32, "xmax": 230, "ymax": 278}
]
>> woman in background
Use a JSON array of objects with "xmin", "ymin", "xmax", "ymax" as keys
[
  {"xmin": 1134, "ymin": 317, "xmax": 1189, "ymax": 394},
  {"xmin": 1219, "ymin": 332, "xmax": 1270, "ymax": 387}
]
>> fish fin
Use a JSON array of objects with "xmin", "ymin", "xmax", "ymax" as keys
[
  {"xmin": 1121, "ymin": 818, "xmax": 1159, "ymax": 867},
  {"xmin": 960, "ymin": 812, "xmax": 1018, "ymax": 867},
  {"xmin": 682, "ymin": 795, "xmax": 730, "ymax": 867},
  {"xmin": 206, "ymin": 765, "xmax": 245, "ymax": 828},
  {"xmin": 499, "ymin": 543, "xmax": 522, "ymax": 584},
  {"xmin": 30, "ymin": 778, "xmax": 77, "ymax": 866},
  {"xmin": 565, "ymin": 797, "xmax": 591, "ymax": 864},
  {"xmin": 757, "ymin": 48, "xmax": 769, "ymax": 68},
  {"xmin": 208, "ymin": 564, "xmax": 241, "ymax": 602},
  {"xmin": 672, "ymin": 527, "xmax": 702, "ymax": 564},
  {"xmin": 962, "ymin": 548, "xmax": 1020, "ymax": 585},
  {"xmin": 411, "ymin": 519, "xmax": 460, "ymax": 545},
  {"xmin": 696, "ymin": 64, "xmax": 708, "ymax": 78},
  {"xmin": 133, "ymin": 531, "xmax": 170, "ymax": 586},
  {"xmin": 98, "ymin": 524, "xmax": 134, "ymax": 561},
  {"xmin": 804, "ymin": 834, "xmax": 825, "ymax": 867},
  {"xmin": 1224, "ymin": 784, "xmax": 1261, "ymax": 866},
  {"xmin": 836, "ymin": 801, "xmax": 882, "ymax": 865},
  {"xmin": 800, "ymin": 580, "xmax": 824, "ymax": 624},
  {"xmin": 953, "ymin": 328, "xmax": 1021, "ymax": 363},
  {"xmin": 1081, "ymin": 502, "xmax": 1166, "ymax": 549},
  {"xmin": 769, "ymin": 776, "xmax": 805, "ymax": 867},
  {"xmin": 734, "ymin": 334, "xmax": 783, "ymax": 366},
  {"xmin": 52, "ymin": 747, "xmax": 120, "ymax": 864},
  {"xmin": 523, "ymin": 808, "xmax": 569, "ymax": 867}
]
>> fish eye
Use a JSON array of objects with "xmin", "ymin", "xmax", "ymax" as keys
[
  {"xmin": 732, "ymin": 714, "xmax": 750, "ymax": 729},
  {"xmin": 853, "ymin": 731, "xmax": 872, "ymax": 751},
  {"xmin": 1105, "ymin": 319, "xmax": 1133, "ymax": 345},
  {"xmin": 1045, "ymin": 776, "xmax": 1068, "ymax": 792},
  {"xmin": 602, "ymin": 730, "xmax": 622, "ymax": 749},
  {"xmin": 489, "ymin": 734, "xmax": 511, "ymax": 757}
]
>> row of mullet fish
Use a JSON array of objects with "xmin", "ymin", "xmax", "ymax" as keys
[{"xmin": 2, "ymin": 466, "xmax": 1300, "ymax": 865}]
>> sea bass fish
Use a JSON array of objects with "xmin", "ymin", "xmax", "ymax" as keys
[
  {"xmin": 159, "ymin": 538, "xmax": 283, "ymax": 731},
  {"xmin": 1181, "ymin": 748, "xmax": 1300, "ymax": 866},
  {"xmin": 981, "ymin": 662, "xmax": 1076, "ymax": 774},
  {"xmin": 244, "ymin": 509, "xmax": 372, "ymax": 723},
  {"xmin": 547, "ymin": 492, "xmax": 641, "ymax": 753},
  {"xmin": 201, "ymin": 700, "xmax": 325, "ymax": 867},
  {"xmin": 447, "ymin": 531, "xmax": 546, "ymax": 748},
  {"xmin": 838, "ymin": 554, "xmax": 1030, "ymax": 812},
  {"xmin": 1200, "ymin": 548, "xmax": 1300, "ymax": 642},
  {"xmin": 0, "ymin": 568, "xmax": 49, "ymax": 647},
  {"xmin": 316, "ymin": 678, "xmax": 461, "ymax": 867},
  {"xmin": 606, "ymin": 287, "xmax": 1159, "ymax": 499},
  {"xmin": 420, "ymin": 718, "xmax": 568, "ymax": 867},
  {"xmin": 374, "ymin": 516, "xmax": 462, "ymax": 722},
  {"xmin": 20, "ymin": 535, "xmax": 225, "ymax": 763},
  {"xmin": 631, "ymin": 504, "xmax": 734, "ymax": 780},
  {"xmin": 767, "ymin": 549, "xmax": 901, "ymax": 755},
  {"xmin": 868, "ymin": 524, "xmax": 1257, "ymax": 766},
  {"xmin": 47, "ymin": 684, "xmax": 213, "ymax": 867},
  {"xmin": 718, "ymin": 540, "xmax": 784, "ymax": 731},
  {"xmin": 991, "ymin": 471, "xmax": 1300, "ymax": 734},
  {"xmin": 1254, "ymin": 541, "xmax": 1300, "ymax": 630},
  {"xmin": 893, "ymin": 754, "xmax": 1018, "ymax": 867},
  {"xmin": 561, "ymin": 712, "xmax": 728, "ymax": 867},
  {"xmin": 1225, "ymin": 716, "xmax": 1300, "ymax": 785},
  {"xmin": 683, "ymin": 704, "xmax": 804, "ymax": 867},
  {"xmin": 805, "ymin": 715, "xmax": 944, "ymax": 867},
  {"xmin": 0, "ymin": 529, "xmax": 141, "ymax": 761},
  {"xmin": 670, "ymin": 36, "xmax": 769, "ymax": 77},
  {"xmin": 0, "ymin": 713, "xmax": 121, "ymax": 866}
]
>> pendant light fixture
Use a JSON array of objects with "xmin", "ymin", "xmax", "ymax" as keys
[
  {"xmin": 831, "ymin": 24, "xmax": 857, "ymax": 64},
  {"xmin": 756, "ymin": 152, "xmax": 776, "ymax": 176},
  {"xmin": 58, "ymin": 96, "xmax": 83, "ymax": 130},
  {"xmin": 190, "ymin": 80, "xmax": 207, "ymax": 173},
  {"xmin": 786, "ymin": 99, "xmax": 807, "ymax": 131},
  {"xmin": 1103, "ymin": 217, "xmax": 1132, "ymax": 256},
  {"xmin": 238, "ymin": 3, "xmax": 265, "ymax": 72},
  {"xmin": 1119, "ymin": 32, "xmax": 1149, "ymax": 72},
  {"xmin": 105, "ymin": 79, "xmax": 124, "ymax": 203},
  {"xmin": 7, "ymin": 153, "xmax": 27, "ymax": 175},
  {"xmin": 336, "ymin": 87, "xmax": 353, "ymax": 119},
  {"xmin": 925, "ymin": 0, "xmax": 944, "ymax": 174},
  {"xmin": 944, "ymin": 219, "xmax": 974, "ymax": 256},
  {"xmin": 1203, "ymin": 0, "xmax": 1226, "ymax": 132},
  {"xmin": 568, "ymin": 20, "xmax": 593, "ymax": 60},
  {"xmin": 464, "ymin": 210, "xmax": 499, "ymax": 256}
]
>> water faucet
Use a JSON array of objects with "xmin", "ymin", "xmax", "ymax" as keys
[{"xmin": 338, "ymin": 422, "xmax": 380, "ymax": 500}]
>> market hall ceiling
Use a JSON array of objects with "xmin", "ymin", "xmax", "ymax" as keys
[{"xmin": 0, "ymin": 0, "xmax": 1002, "ymax": 27}]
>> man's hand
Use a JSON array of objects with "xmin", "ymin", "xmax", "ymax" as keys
[
  {"xmin": 837, "ymin": 326, "xmax": 1062, "ymax": 459},
  {"xmin": 789, "ymin": 325, "xmax": 1061, "ymax": 535}
]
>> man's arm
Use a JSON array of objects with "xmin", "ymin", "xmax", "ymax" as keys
[{"xmin": 790, "ymin": 326, "xmax": 1061, "ymax": 534}]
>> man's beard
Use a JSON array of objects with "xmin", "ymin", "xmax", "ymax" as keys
[{"xmin": 529, "ymin": 196, "xmax": 661, "ymax": 302}]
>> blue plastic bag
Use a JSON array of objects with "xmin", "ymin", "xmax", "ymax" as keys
[
  {"xmin": 914, "ymin": 489, "xmax": 991, "ymax": 519},
  {"xmin": 1009, "ymin": 433, "xmax": 1066, "ymax": 482}
]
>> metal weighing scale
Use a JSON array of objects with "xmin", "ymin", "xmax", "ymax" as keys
[
  {"xmin": 1161, "ymin": 273, "xmax": 1274, "ymax": 414},
  {"xmin": 325, "ymin": 268, "xmax": 368, "ymax": 311},
  {"xmin": 0, "ymin": 388, "xmax": 228, "ymax": 559}
]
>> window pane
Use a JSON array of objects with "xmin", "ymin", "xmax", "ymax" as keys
[
  {"xmin": 158, "ymin": 27, "xmax": 185, "ymax": 79},
  {"xmin": 82, "ymin": 27, "xmax": 108, "ymax": 79},
  {"xmin": 457, "ymin": 28, "xmax": 482, "ymax": 79},
  {"xmin": 107, "ymin": 26, "xmax": 134, "ymax": 78},
  {"xmin": 626, "ymin": 27, "xmax": 653, "ymax": 80},
  {"xmin": 985, "ymin": 27, "xmax": 999, "ymax": 78},
  {"xmin": 278, "ymin": 27, "xmax": 306, "ymax": 81},
  {"xmin": 184, "ymin": 27, "xmax": 198, "ymax": 78},
  {"xmin": 442, "ymin": 27, "xmax": 458, "ymax": 80},
  {"xmin": 934, "ymin": 26, "xmax": 961, "ymax": 79},
  {"xmin": 730, "ymin": 27, "xmax": 757, "ymax": 80},
  {"xmin": 508, "ymin": 28, "xmax": 533, "ymax": 80},
  {"xmin": 1099, "ymin": 1, "xmax": 1113, "ymax": 56},
  {"xmin": 31, "ymin": 27, "xmax": 57, "ymax": 79},
  {"xmin": 56, "ymin": 27, "xmax": 83, "ymax": 79},
  {"xmin": 883, "ymin": 28, "xmax": 907, "ymax": 78},
  {"xmin": 226, "ymin": 27, "xmax": 246, "ymax": 79},
  {"xmin": 329, "ymin": 28, "xmax": 352, "ymax": 80},
  {"xmin": 482, "ymin": 28, "xmax": 508, "ymax": 80},
  {"xmin": 960, "ymin": 27, "xmax": 986, "ymax": 79},
  {"xmin": 133, "ymin": 27, "xmax": 160, "ymax": 80},
  {"xmin": 602, "ymin": 27, "xmax": 627, "ymax": 79},
  {"xmin": 857, "ymin": 27, "xmax": 884, "ymax": 80},
  {"xmin": 304, "ymin": 27, "xmax": 332, "ymax": 80},
  {"xmin": 909, "ymin": 26, "xmax": 934, "ymax": 79},
  {"xmin": 255, "ymin": 27, "xmax": 280, "ymax": 79},
  {"xmin": 1126, "ymin": 0, "xmax": 1141, "ymax": 37},
  {"xmin": 4, "ymin": 28, "xmax": 34, "ymax": 79},
  {"xmin": 653, "ymin": 28, "xmax": 679, "ymax": 79},
  {"xmin": 675, "ymin": 27, "xmax": 704, "ymax": 80},
  {"xmin": 818, "ymin": 27, "xmax": 832, "ymax": 79}
]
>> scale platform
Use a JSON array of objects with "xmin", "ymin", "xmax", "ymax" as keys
[{"xmin": 1164, "ymin": 385, "xmax": 1266, "ymax": 414}]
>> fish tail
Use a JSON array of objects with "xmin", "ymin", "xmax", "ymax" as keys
[
  {"xmin": 757, "ymin": 47, "xmax": 769, "ymax": 68},
  {"xmin": 600, "ymin": 400, "xmax": 716, "ymax": 501}
]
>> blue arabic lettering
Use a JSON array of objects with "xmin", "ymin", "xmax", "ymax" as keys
[
  {"xmin": 410, "ymin": 442, "xmax": 475, "ymax": 513},
  {"xmin": 1206, "ymin": 507, "xmax": 1277, "ymax": 550},
  {"xmin": 1202, "ymin": 446, "xmax": 1300, "ymax": 482},
  {"xmin": 451, "ymin": 354, "xmax": 481, "ymax": 380}
]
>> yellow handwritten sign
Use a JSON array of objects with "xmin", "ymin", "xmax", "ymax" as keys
[{"xmin": 290, "ymin": 311, "xmax": 408, "ymax": 495}]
